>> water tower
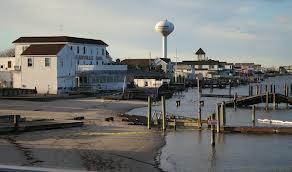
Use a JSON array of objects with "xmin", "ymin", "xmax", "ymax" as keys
[{"xmin": 155, "ymin": 19, "xmax": 174, "ymax": 59}]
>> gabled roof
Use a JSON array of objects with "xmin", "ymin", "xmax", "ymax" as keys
[
  {"xmin": 13, "ymin": 36, "xmax": 108, "ymax": 46},
  {"xmin": 195, "ymin": 48, "xmax": 205, "ymax": 55},
  {"xmin": 21, "ymin": 44, "xmax": 65, "ymax": 56}
]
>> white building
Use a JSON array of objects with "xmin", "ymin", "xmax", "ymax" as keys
[
  {"xmin": 12, "ymin": 36, "xmax": 127, "ymax": 94},
  {"xmin": 0, "ymin": 57, "xmax": 15, "ymax": 71},
  {"xmin": 173, "ymin": 64, "xmax": 195, "ymax": 83},
  {"xmin": 134, "ymin": 78, "xmax": 170, "ymax": 88}
]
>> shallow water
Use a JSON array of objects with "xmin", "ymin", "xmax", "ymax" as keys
[{"xmin": 127, "ymin": 75, "xmax": 292, "ymax": 172}]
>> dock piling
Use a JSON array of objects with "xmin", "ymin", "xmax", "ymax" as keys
[
  {"xmin": 13, "ymin": 115, "xmax": 19, "ymax": 129},
  {"xmin": 252, "ymin": 105, "xmax": 256, "ymax": 127},
  {"xmin": 147, "ymin": 96, "xmax": 152, "ymax": 129},
  {"xmin": 273, "ymin": 85, "xmax": 276, "ymax": 93},
  {"xmin": 273, "ymin": 93, "xmax": 277, "ymax": 110},
  {"xmin": 270, "ymin": 85, "xmax": 273, "ymax": 93},
  {"xmin": 161, "ymin": 96, "xmax": 166, "ymax": 130},
  {"xmin": 233, "ymin": 93, "xmax": 237, "ymax": 110},
  {"xmin": 211, "ymin": 113, "xmax": 215, "ymax": 146},
  {"xmin": 265, "ymin": 92, "xmax": 269, "ymax": 111},
  {"xmin": 221, "ymin": 101, "xmax": 226, "ymax": 127},
  {"xmin": 216, "ymin": 103, "xmax": 220, "ymax": 133}
]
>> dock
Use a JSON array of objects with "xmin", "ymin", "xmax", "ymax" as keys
[
  {"xmin": 224, "ymin": 126, "xmax": 292, "ymax": 134},
  {"xmin": 225, "ymin": 93, "xmax": 292, "ymax": 107}
]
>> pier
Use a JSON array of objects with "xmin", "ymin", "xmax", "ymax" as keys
[{"xmin": 225, "ymin": 93, "xmax": 292, "ymax": 107}]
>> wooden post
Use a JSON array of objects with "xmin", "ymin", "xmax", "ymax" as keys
[
  {"xmin": 270, "ymin": 84, "xmax": 273, "ymax": 93},
  {"xmin": 174, "ymin": 117, "xmax": 176, "ymax": 131},
  {"xmin": 285, "ymin": 85, "xmax": 289, "ymax": 109},
  {"xmin": 13, "ymin": 115, "xmax": 19, "ymax": 129},
  {"xmin": 290, "ymin": 83, "xmax": 292, "ymax": 96},
  {"xmin": 233, "ymin": 93, "xmax": 237, "ymax": 110},
  {"xmin": 260, "ymin": 84, "xmax": 262, "ymax": 94},
  {"xmin": 211, "ymin": 113, "xmax": 215, "ymax": 146},
  {"xmin": 273, "ymin": 85, "xmax": 276, "ymax": 94},
  {"xmin": 265, "ymin": 85, "xmax": 268, "ymax": 93},
  {"xmin": 273, "ymin": 93, "xmax": 276, "ymax": 110},
  {"xmin": 256, "ymin": 85, "xmax": 259, "ymax": 95},
  {"xmin": 147, "ymin": 96, "xmax": 151, "ymax": 129},
  {"xmin": 250, "ymin": 86, "xmax": 253, "ymax": 96},
  {"xmin": 221, "ymin": 101, "xmax": 226, "ymax": 127},
  {"xmin": 248, "ymin": 85, "xmax": 251, "ymax": 96},
  {"xmin": 161, "ymin": 96, "xmax": 166, "ymax": 130},
  {"xmin": 252, "ymin": 105, "xmax": 256, "ymax": 127},
  {"xmin": 216, "ymin": 103, "xmax": 220, "ymax": 133},
  {"xmin": 197, "ymin": 78, "xmax": 202, "ymax": 128},
  {"xmin": 265, "ymin": 92, "xmax": 269, "ymax": 111}
]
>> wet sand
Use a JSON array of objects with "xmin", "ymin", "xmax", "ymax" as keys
[{"xmin": 0, "ymin": 98, "xmax": 164, "ymax": 172}]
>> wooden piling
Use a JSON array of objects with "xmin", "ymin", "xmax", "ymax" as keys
[
  {"xmin": 252, "ymin": 105, "xmax": 256, "ymax": 126},
  {"xmin": 216, "ymin": 103, "xmax": 220, "ymax": 133},
  {"xmin": 270, "ymin": 84, "xmax": 273, "ymax": 93},
  {"xmin": 273, "ymin": 93, "xmax": 276, "ymax": 110},
  {"xmin": 265, "ymin": 92, "xmax": 269, "ymax": 111},
  {"xmin": 13, "ymin": 115, "xmax": 19, "ymax": 129},
  {"xmin": 273, "ymin": 85, "xmax": 276, "ymax": 94},
  {"xmin": 233, "ymin": 93, "xmax": 237, "ymax": 110},
  {"xmin": 147, "ymin": 96, "xmax": 151, "ymax": 129},
  {"xmin": 211, "ymin": 113, "xmax": 215, "ymax": 146},
  {"xmin": 161, "ymin": 96, "xmax": 166, "ymax": 130},
  {"xmin": 285, "ymin": 85, "xmax": 289, "ymax": 109},
  {"xmin": 173, "ymin": 117, "xmax": 176, "ymax": 131},
  {"xmin": 221, "ymin": 101, "xmax": 226, "ymax": 127}
]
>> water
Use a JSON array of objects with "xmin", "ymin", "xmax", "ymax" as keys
[{"xmin": 127, "ymin": 75, "xmax": 292, "ymax": 172}]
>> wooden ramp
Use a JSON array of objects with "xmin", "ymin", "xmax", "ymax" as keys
[{"xmin": 225, "ymin": 93, "xmax": 292, "ymax": 107}]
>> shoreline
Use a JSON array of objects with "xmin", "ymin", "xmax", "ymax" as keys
[{"xmin": 0, "ymin": 98, "xmax": 165, "ymax": 172}]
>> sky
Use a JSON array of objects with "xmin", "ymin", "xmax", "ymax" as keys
[{"xmin": 0, "ymin": 0, "xmax": 291, "ymax": 67}]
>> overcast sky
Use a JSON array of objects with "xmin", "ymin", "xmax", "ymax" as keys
[{"xmin": 0, "ymin": 0, "xmax": 291, "ymax": 66}]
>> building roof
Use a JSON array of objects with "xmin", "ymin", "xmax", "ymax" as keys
[
  {"xmin": 121, "ymin": 59, "xmax": 154, "ymax": 66},
  {"xmin": 21, "ymin": 44, "xmax": 65, "ymax": 56},
  {"xmin": 195, "ymin": 48, "xmax": 205, "ymax": 55},
  {"xmin": 13, "ymin": 36, "xmax": 108, "ymax": 46},
  {"xmin": 159, "ymin": 58, "xmax": 171, "ymax": 63},
  {"xmin": 182, "ymin": 59, "xmax": 220, "ymax": 65}
]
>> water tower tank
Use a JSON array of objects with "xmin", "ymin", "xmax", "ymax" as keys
[{"xmin": 155, "ymin": 20, "xmax": 174, "ymax": 59}]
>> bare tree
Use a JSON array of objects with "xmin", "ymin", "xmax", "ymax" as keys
[{"xmin": 0, "ymin": 47, "xmax": 15, "ymax": 57}]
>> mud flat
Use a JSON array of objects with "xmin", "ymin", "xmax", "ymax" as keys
[{"xmin": 0, "ymin": 98, "xmax": 164, "ymax": 172}]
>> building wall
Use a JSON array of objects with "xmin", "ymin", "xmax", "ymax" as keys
[
  {"xmin": 0, "ymin": 57, "xmax": 15, "ymax": 71},
  {"xmin": 18, "ymin": 55, "xmax": 58, "ymax": 94},
  {"xmin": 57, "ymin": 46, "xmax": 76, "ymax": 94}
]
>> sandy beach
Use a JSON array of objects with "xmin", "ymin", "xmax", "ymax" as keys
[{"xmin": 0, "ymin": 97, "xmax": 165, "ymax": 172}]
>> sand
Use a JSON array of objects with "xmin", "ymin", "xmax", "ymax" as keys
[{"xmin": 0, "ymin": 98, "xmax": 165, "ymax": 172}]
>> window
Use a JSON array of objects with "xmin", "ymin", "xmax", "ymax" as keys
[
  {"xmin": 102, "ymin": 48, "xmax": 104, "ymax": 55},
  {"xmin": 8, "ymin": 61, "xmax": 11, "ymax": 68},
  {"xmin": 90, "ymin": 49, "xmax": 93, "ymax": 55},
  {"xmin": 70, "ymin": 46, "xmax": 73, "ymax": 50},
  {"xmin": 77, "ymin": 46, "xmax": 79, "ymax": 54},
  {"xmin": 0, "ymin": 65, "xmax": 3, "ymax": 69},
  {"xmin": 96, "ymin": 48, "xmax": 99, "ymax": 55},
  {"xmin": 96, "ymin": 61, "xmax": 99, "ymax": 65},
  {"xmin": 45, "ymin": 58, "xmax": 50, "ymax": 67},
  {"xmin": 83, "ymin": 47, "xmax": 86, "ymax": 54},
  {"xmin": 28, "ymin": 58, "xmax": 33, "ymax": 67}
]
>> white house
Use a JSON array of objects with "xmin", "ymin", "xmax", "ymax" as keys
[
  {"xmin": 12, "ymin": 36, "xmax": 127, "ymax": 94},
  {"xmin": 173, "ymin": 64, "xmax": 195, "ymax": 82},
  {"xmin": 153, "ymin": 58, "xmax": 173, "ymax": 76}
]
